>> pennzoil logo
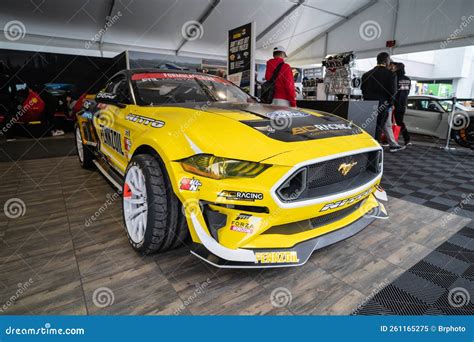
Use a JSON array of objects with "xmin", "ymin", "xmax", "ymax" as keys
[
  {"xmin": 218, "ymin": 190, "xmax": 263, "ymax": 202},
  {"xmin": 320, "ymin": 188, "xmax": 372, "ymax": 212},
  {"xmin": 255, "ymin": 251, "xmax": 299, "ymax": 264},
  {"xmin": 338, "ymin": 161, "xmax": 358, "ymax": 176},
  {"xmin": 126, "ymin": 113, "xmax": 164, "ymax": 128}
]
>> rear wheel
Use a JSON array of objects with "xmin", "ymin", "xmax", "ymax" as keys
[
  {"xmin": 75, "ymin": 125, "xmax": 94, "ymax": 168},
  {"xmin": 123, "ymin": 154, "xmax": 188, "ymax": 254}
]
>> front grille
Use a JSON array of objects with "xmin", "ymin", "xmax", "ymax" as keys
[
  {"xmin": 276, "ymin": 150, "xmax": 381, "ymax": 202},
  {"xmin": 263, "ymin": 200, "xmax": 363, "ymax": 235}
]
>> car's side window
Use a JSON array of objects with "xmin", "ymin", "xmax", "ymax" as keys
[
  {"xmin": 113, "ymin": 80, "xmax": 132, "ymax": 104},
  {"xmin": 407, "ymin": 100, "xmax": 416, "ymax": 110},
  {"xmin": 418, "ymin": 100, "xmax": 429, "ymax": 110}
]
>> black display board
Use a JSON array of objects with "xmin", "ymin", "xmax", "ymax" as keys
[
  {"xmin": 0, "ymin": 48, "xmax": 122, "ymax": 96},
  {"xmin": 227, "ymin": 22, "xmax": 255, "ymax": 94}
]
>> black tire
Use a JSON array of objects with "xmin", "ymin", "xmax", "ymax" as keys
[
  {"xmin": 123, "ymin": 154, "xmax": 188, "ymax": 254},
  {"xmin": 75, "ymin": 125, "xmax": 95, "ymax": 168}
]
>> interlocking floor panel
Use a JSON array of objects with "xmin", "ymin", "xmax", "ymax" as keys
[
  {"xmin": 382, "ymin": 144, "xmax": 474, "ymax": 220},
  {"xmin": 0, "ymin": 148, "xmax": 471, "ymax": 315},
  {"xmin": 353, "ymin": 221, "xmax": 474, "ymax": 315}
]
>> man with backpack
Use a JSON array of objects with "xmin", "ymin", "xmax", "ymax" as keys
[{"xmin": 263, "ymin": 46, "xmax": 296, "ymax": 107}]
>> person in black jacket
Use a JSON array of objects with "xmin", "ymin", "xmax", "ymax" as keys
[
  {"xmin": 394, "ymin": 62, "xmax": 411, "ymax": 145},
  {"xmin": 361, "ymin": 52, "xmax": 403, "ymax": 152}
]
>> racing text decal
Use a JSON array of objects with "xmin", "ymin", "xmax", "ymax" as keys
[
  {"xmin": 218, "ymin": 190, "xmax": 264, "ymax": 202},
  {"xmin": 126, "ymin": 114, "xmax": 165, "ymax": 128},
  {"xmin": 255, "ymin": 251, "xmax": 299, "ymax": 264},
  {"xmin": 319, "ymin": 188, "xmax": 372, "ymax": 212}
]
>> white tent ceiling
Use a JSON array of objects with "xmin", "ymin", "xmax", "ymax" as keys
[{"xmin": 0, "ymin": 0, "xmax": 473, "ymax": 64}]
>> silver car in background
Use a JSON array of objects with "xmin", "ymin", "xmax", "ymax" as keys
[{"xmin": 405, "ymin": 95, "xmax": 474, "ymax": 147}]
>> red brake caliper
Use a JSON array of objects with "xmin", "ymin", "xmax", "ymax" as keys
[{"xmin": 123, "ymin": 183, "xmax": 132, "ymax": 199}]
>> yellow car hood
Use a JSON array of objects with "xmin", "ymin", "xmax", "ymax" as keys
[{"xmin": 155, "ymin": 103, "xmax": 378, "ymax": 166}]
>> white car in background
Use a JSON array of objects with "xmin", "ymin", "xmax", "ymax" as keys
[{"xmin": 405, "ymin": 95, "xmax": 474, "ymax": 147}]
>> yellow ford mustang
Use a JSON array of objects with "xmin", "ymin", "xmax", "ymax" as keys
[{"xmin": 75, "ymin": 69, "xmax": 388, "ymax": 268}]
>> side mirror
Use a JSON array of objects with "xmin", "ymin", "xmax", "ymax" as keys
[{"xmin": 95, "ymin": 92, "xmax": 126, "ymax": 108}]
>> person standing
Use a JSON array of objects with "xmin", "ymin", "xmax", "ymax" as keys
[
  {"xmin": 361, "ymin": 52, "xmax": 404, "ymax": 152},
  {"xmin": 394, "ymin": 62, "xmax": 411, "ymax": 145},
  {"xmin": 265, "ymin": 46, "xmax": 296, "ymax": 107}
]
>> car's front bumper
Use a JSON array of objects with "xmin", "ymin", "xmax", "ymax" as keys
[{"xmin": 189, "ymin": 194, "xmax": 388, "ymax": 268}]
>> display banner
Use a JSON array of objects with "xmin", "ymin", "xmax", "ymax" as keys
[
  {"xmin": 0, "ymin": 316, "xmax": 472, "ymax": 342},
  {"xmin": 227, "ymin": 22, "xmax": 255, "ymax": 96}
]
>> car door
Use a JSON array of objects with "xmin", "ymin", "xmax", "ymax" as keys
[
  {"xmin": 94, "ymin": 75, "xmax": 133, "ymax": 173},
  {"xmin": 404, "ymin": 99, "xmax": 444, "ymax": 136}
]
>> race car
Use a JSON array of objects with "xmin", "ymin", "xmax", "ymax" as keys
[
  {"xmin": 75, "ymin": 68, "xmax": 388, "ymax": 268},
  {"xmin": 405, "ymin": 95, "xmax": 474, "ymax": 147}
]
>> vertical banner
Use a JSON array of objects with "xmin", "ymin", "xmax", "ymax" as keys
[{"xmin": 227, "ymin": 22, "xmax": 255, "ymax": 96}]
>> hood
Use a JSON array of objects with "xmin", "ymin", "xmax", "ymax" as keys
[{"xmin": 149, "ymin": 103, "xmax": 377, "ymax": 166}]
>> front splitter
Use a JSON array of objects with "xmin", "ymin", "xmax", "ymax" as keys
[{"xmin": 191, "ymin": 205, "xmax": 386, "ymax": 268}]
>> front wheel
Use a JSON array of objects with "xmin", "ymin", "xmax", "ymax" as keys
[
  {"xmin": 123, "ymin": 154, "xmax": 188, "ymax": 254},
  {"xmin": 451, "ymin": 123, "xmax": 474, "ymax": 148}
]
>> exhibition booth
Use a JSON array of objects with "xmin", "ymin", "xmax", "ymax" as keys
[{"xmin": 0, "ymin": 0, "xmax": 473, "ymax": 335}]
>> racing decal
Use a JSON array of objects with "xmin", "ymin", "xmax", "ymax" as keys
[
  {"xmin": 180, "ymin": 177, "xmax": 202, "ymax": 191},
  {"xmin": 131, "ymin": 72, "xmax": 229, "ymax": 83},
  {"xmin": 229, "ymin": 213, "xmax": 261, "ymax": 234},
  {"xmin": 319, "ymin": 188, "xmax": 372, "ymax": 212},
  {"xmin": 96, "ymin": 92, "xmax": 118, "ymax": 101},
  {"xmin": 126, "ymin": 113, "xmax": 164, "ymax": 128},
  {"xmin": 292, "ymin": 123, "xmax": 354, "ymax": 135},
  {"xmin": 241, "ymin": 112, "xmax": 361, "ymax": 142},
  {"xmin": 218, "ymin": 190, "xmax": 263, "ymax": 202},
  {"xmin": 100, "ymin": 126, "xmax": 124, "ymax": 155},
  {"xmin": 266, "ymin": 110, "xmax": 311, "ymax": 119},
  {"xmin": 123, "ymin": 137, "xmax": 132, "ymax": 158},
  {"xmin": 255, "ymin": 251, "xmax": 299, "ymax": 264}
]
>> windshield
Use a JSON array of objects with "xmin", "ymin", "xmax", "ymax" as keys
[{"xmin": 131, "ymin": 72, "xmax": 256, "ymax": 106}]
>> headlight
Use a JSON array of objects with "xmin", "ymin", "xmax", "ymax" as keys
[{"xmin": 181, "ymin": 154, "xmax": 270, "ymax": 179}]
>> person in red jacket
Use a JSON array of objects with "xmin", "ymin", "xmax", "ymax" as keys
[{"xmin": 265, "ymin": 46, "xmax": 296, "ymax": 107}]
